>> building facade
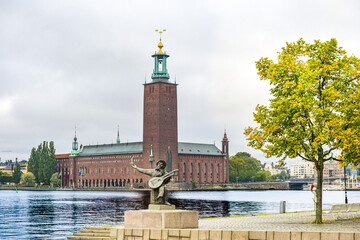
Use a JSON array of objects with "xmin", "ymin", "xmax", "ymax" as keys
[
  {"xmin": 323, "ymin": 160, "xmax": 344, "ymax": 180},
  {"xmin": 289, "ymin": 161, "xmax": 315, "ymax": 179},
  {"xmin": 56, "ymin": 39, "xmax": 229, "ymax": 188}
]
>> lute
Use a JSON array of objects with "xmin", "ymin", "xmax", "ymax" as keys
[{"xmin": 148, "ymin": 169, "xmax": 179, "ymax": 189}]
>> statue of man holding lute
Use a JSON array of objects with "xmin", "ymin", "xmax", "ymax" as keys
[{"xmin": 130, "ymin": 160, "xmax": 178, "ymax": 205}]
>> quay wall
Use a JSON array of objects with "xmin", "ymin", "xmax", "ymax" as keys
[
  {"xmin": 1, "ymin": 181, "xmax": 308, "ymax": 191},
  {"xmin": 110, "ymin": 228, "xmax": 360, "ymax": 240}
]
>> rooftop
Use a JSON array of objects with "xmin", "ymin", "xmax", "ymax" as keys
[{"xmin": 58, "ymin": 142, "xmax": 224, "ymax": 157}]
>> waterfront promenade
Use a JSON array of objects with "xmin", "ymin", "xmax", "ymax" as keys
[
  {"xmin": 199, "ymin": 211, "xmax": 360, "ymax": 232},
  {"xmin": 70, "ymin": 211, "xmax": 360, "ymax": 239}
]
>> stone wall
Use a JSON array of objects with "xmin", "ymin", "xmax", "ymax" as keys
[
  {"xmin": 239, "ymin": 182, "xmax": 290, "ymax": 190},
  {"xmin": 110, "ymin": 228, "xmax": 360, "ymax": 240}
]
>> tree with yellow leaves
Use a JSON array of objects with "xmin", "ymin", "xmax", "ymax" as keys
[{"xmin": 244, "ymin": 39, "xmax": 360, "ymax": 223}]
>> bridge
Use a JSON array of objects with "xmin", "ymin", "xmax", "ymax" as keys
[{"xmin": 222, "ymin": 180, "xmax": 312, "ymax": 190}]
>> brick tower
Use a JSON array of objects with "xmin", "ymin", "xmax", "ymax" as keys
[
  {"xmin": 222, "ymin": 130, "xmax": 230, "ymax": 182},
  {"xmin": 143, "ymin": 36, "xmax": 178, "ymax": 175}
]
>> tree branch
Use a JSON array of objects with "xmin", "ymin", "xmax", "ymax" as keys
[{"xmin": 296, "ymin": 153, "xmax": 310, "ymax": 161}]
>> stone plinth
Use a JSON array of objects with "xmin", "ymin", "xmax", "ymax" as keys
[
  {"xmin": 148, "ymin": 204, "xmax": 175, "ymax": 210},
  {"xmin": 124, "ymin": 210, "xmax": 198, "ymax": 229}
]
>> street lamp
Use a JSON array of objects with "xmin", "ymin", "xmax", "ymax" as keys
[
  {"xmin": 235, "ymin": 159, "xmax": 238, "ymax": 188},
  {"xmin": 344, "ymin": 166, "xmax": 348, "ymax": 204}
]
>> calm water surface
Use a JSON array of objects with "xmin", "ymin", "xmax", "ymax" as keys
[{"xmin": 0, "ymin": 190, "xmax": 359, "ymax": 240}]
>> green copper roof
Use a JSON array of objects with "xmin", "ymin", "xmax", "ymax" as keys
[
  {"xmin": 78, "ymin": 142, "xmax": 143, "ymax": 156},
  {"xmin": 75, "ymin": 142, "xmax": 223, "ymax": 157},
  {"xmin": 178, "ymin": 142, "xmax": 224, "ymax": 156}
]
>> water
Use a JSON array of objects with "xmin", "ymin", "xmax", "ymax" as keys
[{"xmin": 0, "ymin": 190, "xmax": 359, "ymax": 239}]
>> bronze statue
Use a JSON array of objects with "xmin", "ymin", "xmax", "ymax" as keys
[{"xmin": 130, "ymin": 160, "xmax": 178, "ymax": 205}]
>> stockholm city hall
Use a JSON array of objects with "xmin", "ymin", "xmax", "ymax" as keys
[{"xmin": 56, "ymin": 37, "xmax": 230, "ymax": 188}]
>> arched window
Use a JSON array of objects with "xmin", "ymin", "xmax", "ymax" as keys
[
  {"xmin": 183, "ymin": 163, "xmax": 186, "ymax": 181},
  {"xmin": 190, "ymin": 163, "xmax": 193, "ymax": 180},
  {"xmin": 211, "ymin": 164, "xmax": 214, "ymax": 183},
  {"xmin": 198, "ymin": 163, "xmax": 200, "ymax": 182}
]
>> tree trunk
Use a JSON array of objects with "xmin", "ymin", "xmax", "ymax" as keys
[{"xmin": 315, "ymin": 160, "xmax": 324, "ymax": 224}]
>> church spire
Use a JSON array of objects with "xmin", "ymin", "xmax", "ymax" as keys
[
  {"xmin": 116, "ymin": 125, "xmax": 121, "ymax": 144},
  {"xmin": 72, "ymin": 125, "xmax": 78, "ymax": 151},
  {"xmin": 151, "ymin": 29, "xmax": 170, "ymax": 81},
  {"xmin": 222, "ymin": 129, "xmax": 229, "ymax": 155},
  {"xmin": 149, "ymin": 144, "xmax": 154, "ymax": 168}
]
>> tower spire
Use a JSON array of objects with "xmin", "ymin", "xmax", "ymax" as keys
[
  {"xmin": 149, "ymin": 144, "xmax": 154, "ymax": 168},
  {"xmin": 116, "ymin": 125, "xmax": 121, "ymax": 144},
  {"xmin": 222, "ymin": 129, "xmax": 229, "ymax": 155},
  {"xmin": 72, "ymin": 124, "xmax": 78, "ymax": 151},
  {"xmin": 151, "ymin": 29, "xmax": 170, "ymax": 81}
]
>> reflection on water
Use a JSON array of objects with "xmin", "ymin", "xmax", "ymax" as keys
[{"xmin": 1, "ymin": 190, "xmax": 360, "ymax": 239}]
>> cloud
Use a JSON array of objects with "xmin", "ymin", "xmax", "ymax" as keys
[{"xmin": 0, "ymin": 0, "xmax": 359, "ymax": 166}]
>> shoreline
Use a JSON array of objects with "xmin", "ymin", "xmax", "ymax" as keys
[{"xmin": 1, "ymin": 186, "xmax": 360, "ymax": 191}]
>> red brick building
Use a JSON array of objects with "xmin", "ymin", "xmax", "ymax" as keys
[{"xmin": 56, "ymin": 39, "xmax": 229, "ymax": 188}]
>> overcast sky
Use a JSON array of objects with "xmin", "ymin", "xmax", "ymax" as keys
[{"xmin": 0, "ymin": 0, "xmax": 359, "ymax": 165}]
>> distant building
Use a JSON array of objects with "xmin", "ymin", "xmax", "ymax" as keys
[
  {"xmin": 56, "ymin": 39, "xmax": 229, "ymax": 188},
  {"xmin": 0, "ymin": 163, "xmax": 28, "ymax": 176},
  {"xmin": 290, "ymin": 161, "xmax": 314, "ymax": 179},
  {"xmin": 264, "ymin": 162, "xmax": 280, "ymax": 175},
  {"xmin": 323, "ymin": 160, "xmax": 344, "ymax": 180},
  {"xmin": 263, "ymin": 162, "xmax": 289, "ymax": 176}
]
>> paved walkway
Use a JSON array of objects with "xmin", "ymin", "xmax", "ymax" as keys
[{"xmin": 198, "ymin": 211, "xmax": 360, "ymax": 232}]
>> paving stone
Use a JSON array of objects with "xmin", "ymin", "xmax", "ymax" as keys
[
  {"xmin": 209, "ymin": 230, "xmax": 221, "ymax": 239},
  {"xmin": 169, "ymin": 230, "xmax": 180, "ymax": 237},
  {"xmin": 198, "ymin": 230, "xmax": 209, "ymax": 240},
  {"xmin": 180, "ymin": 230, "xmax": 191, "ymax": 238},
  {"xmin": 222, "ymin": 230, "xmax": 232, "ymax": 240},
  {"xmin": 190, "ymin": 230, "xmax": 199, "ymax": 240},
  {"xmin": 302, "ymin": 232, "xmax": 321, "ymax": 240},
  {"xmin": 266, "ymin": 231, "xmax": 274, "ymax": 240},
  {"xmin": 356, "ymin": 233, "xmax": 360, "ymax": 240},
  {"xmin": 340, "ymin": 232, "xmax": 354, "ymax": 240},
  {"xmin": 150, "ymin": 229, "xmax": 162, "ymax": 240},
  {"xmin": 273, "ymin": 231, "xmax": 290, "ymax": 240},
  {"xmin": 320, "ymin": 232, "xmax": 339, "ymax": 240},
  {"xmin": 232, "ymin": 231, "xmax": 248, "ymax": 240},
  {"xmin": 249, "ymin": 231, "xmax": 266, "ymax": 240}
]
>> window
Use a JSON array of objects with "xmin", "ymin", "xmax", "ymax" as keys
[
  {"xmin": 190, "ymin": 163, "xmax": 193, "ymax": 180},
  {"xmin": 198, "ymin": 163, "xmax": 200, "ymax": 181},
  {"xmin": 183, "ymin": 163, "xmax": 186, "ymax": 180},
  {"xmin": 204, "ymin": 164, "xmax": 207, "ymax": 182}
]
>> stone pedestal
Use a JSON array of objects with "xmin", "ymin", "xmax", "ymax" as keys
[
  {"xmin": 124, "ymin": 210, "xmax": 198, "ymax": 229},
  {"xmin": 148, "ymin": 204, "xmax": 175, "ymax": 210}
]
